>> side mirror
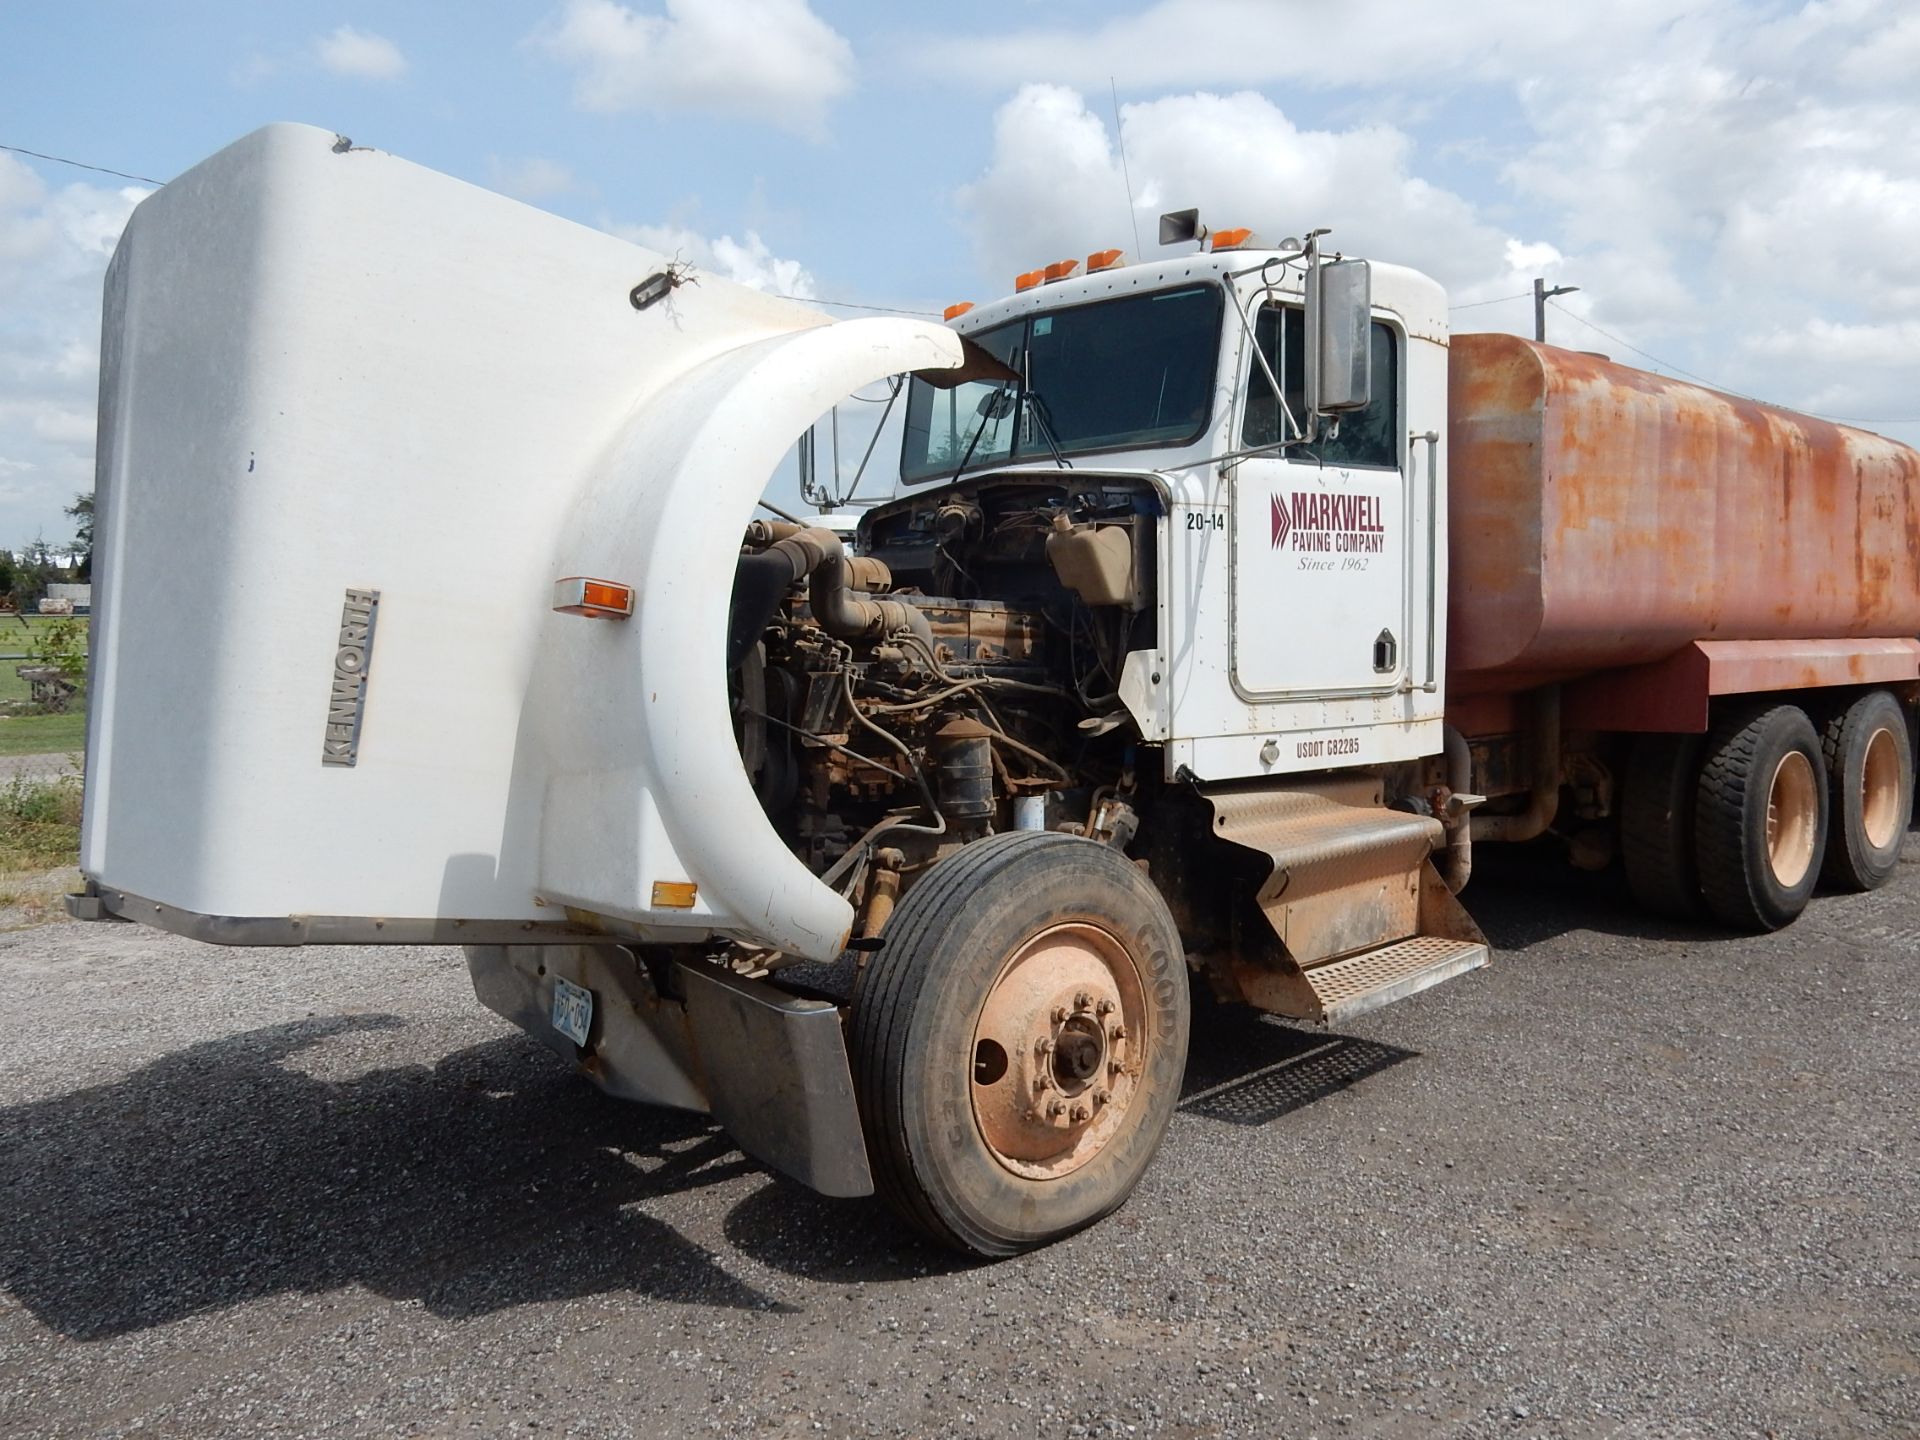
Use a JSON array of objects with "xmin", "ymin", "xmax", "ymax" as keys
[
  {"xmin": 977, "ymin": 387, "xmax": 1017, "ymax": 420},
  {"xmin": 1306, "ymin": 257, "xmax": 1372, "ymax": 414}
]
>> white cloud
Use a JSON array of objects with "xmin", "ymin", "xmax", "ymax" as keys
[
  {"xmin": 606, "ymin": 220, "xmax": 816, "ymax": 298},
  {"xmin": 486, "ymin": 156, "xmax": 576, "ymax": 201},
  {"xmin": 0, "ymin": 154, "xmax": 146, "ymax": 547},
  {"xmin": 315, "ymin": 25, "xmax": 408, "ymax": 81},
  {"xmin": 955, "ymin": 85, "xmax": 1526, "ymax": 300},
  {"xmin": 536, "ymin": 0, "xmax": 853, "ymax": 139},
  {"xmin": 909, "ymin": 0, "xmax": 1699, "ymax": 93},
  {"xmin": 948, "ymin": 1, "xmax": 1920, "ymax": 444}
]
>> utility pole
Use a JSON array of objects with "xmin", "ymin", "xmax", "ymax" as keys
[{"xmin": 1533, "ymin": 277, "xmax": 1579, "ymax": 343}]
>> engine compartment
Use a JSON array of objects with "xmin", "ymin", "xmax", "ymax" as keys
[{"xmin": 730, "ymin": 476, "xmax": 1165, "ymax": 943}]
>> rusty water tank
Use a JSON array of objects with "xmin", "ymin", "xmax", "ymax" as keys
[{"xmin": 1446, "ymin": 332, "xmax": 1920, "ymax": 691}]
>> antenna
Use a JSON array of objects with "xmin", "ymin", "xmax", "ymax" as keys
[{"xmin": 1109, "ymin": 77, "xmax": 1143, "ymax": 257}]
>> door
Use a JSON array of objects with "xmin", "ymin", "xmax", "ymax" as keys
[{"xmin": 1231, "ymin": 303, "xmax": 1408, "ymax": 698}]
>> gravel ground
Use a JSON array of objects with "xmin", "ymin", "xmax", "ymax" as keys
[{"xmin": 0, "ymin": 842, "xmax": 1914, "ymax": 1439}]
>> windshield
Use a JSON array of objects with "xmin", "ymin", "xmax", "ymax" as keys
[{"xmin": 900, "ymin": 283, "xmax": 1223, "ymax": 482}]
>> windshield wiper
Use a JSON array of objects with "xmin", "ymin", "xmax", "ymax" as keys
[
  {"xmin": 1024, "ymin": 389, "xmax": 1074, "ymax": 470},
  {"xmin": 947, "ymin": 382, "xmax": 1013, "ymax": 483}
]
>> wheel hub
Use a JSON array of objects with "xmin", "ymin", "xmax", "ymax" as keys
[
  {"xmin": 970, "ymin": 922, "xmax": 1146, "ymax": 1179},
  {"xmin": 1765, "ymin": 749, "xmax": 1818, "ymax": 889},
  {"xmin": 1861, "ymin": 725, "xmax": 1902, "ymax": 851}
]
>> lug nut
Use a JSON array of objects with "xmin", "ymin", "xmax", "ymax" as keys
[
  {"xmin": 1070, "ymin": 1104, "xmax": 1090, "ymax": 1123},
  {"xmin": 1035, "ymin": 1036, "xmax": 1054, "ymax": 1057},
  {"xmin": 1033, "ymin": 1074, "xmax": 1050, "ymax": 1093},
  {"xmin": 1109, "ymin": 1023, "xmax": 1126, "ymax": 1041},
  {"xmin": 1047, "ymin": 1100, "xmax": 1066, "ymax": 1119},
  {"xmin": 1074, "ymin": 991, "xmax": 1092, "ymax": 1010},
  {"xmin": 1094, "ymin": 1088, "xmax": 1110, "ymax": 1107},
  {"xmin": 1095, "ymin": 998, "xmax": 1115, "ymax": 1017},
  {"xmin": 1052, "ymin": 1005, "xmax": 1069, "ymax": 1024}
]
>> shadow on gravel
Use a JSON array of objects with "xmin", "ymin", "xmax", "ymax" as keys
[
  {"xmin": 1179, "ymin": 1000, "xmax": 1417, "ymax": 1124},
  {"xmin": 723, "ymin": 1181, "xmax": 973, "ymax": 1283},
  {"xmin": 1464, "ymin": 840, "xmax": 1728, "ymax": 952},
  {"xmin": 0, "ymin": 1015, "xmax": 794, "ymax": 1340}
]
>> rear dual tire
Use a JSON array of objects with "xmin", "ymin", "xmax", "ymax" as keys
[
  {"xmin": 1621, "ymin": 733, "xmax": 1705, "ymax": 919},
  {"xmin": 1693, "ymin": 704, "xmax": 1829, "ymax": 932},
  {"xmin": 1818, "ymin": 689, "xmax": 1912, "ymax": 892}
]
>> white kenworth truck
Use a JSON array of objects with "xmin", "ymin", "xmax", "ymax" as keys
[{"xmin": 73, "ymin": 126, "xmax": 1920, "ymax": 1255}]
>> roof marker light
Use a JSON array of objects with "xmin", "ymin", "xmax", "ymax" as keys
[
  {"xmin": 553, "ymin": 576, "xmax": 634, "ymax": 618},
  {"xmin": 943, "ymin": 302, "xmax": 974, "ymax": 321},
  {"xmin": 1043, "ymin": 259, "xmax": 1079, "ymax": 283},
  {"xmin": 1014, "ymin": 269, "xmax": 1045, "ymax": 292},
  {"xmin": 1210, "ymin": 227, "xmax": 1258, "ymax": 251},
  {"xmin": 1086, "ymin": 248, "xmax": 1126, "ymax": 272}
]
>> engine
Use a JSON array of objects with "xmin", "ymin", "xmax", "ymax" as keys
[{"xmin": 729, "ymin": 478, "xmax": 1160, "ymax": 938}]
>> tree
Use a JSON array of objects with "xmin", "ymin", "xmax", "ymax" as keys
[
  {"xmin": 66, "ymin": 493, "xmax": 94, "ymax": 582},
  {"xmin": 13, "ymin": 539, "xmax": 66, "ymax": 611}
]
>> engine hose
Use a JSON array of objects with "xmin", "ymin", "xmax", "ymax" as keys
[{"xmin": 759, "ymin": 527, "xmax": 933, "ymax": 650}]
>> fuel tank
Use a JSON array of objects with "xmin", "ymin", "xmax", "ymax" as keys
[{"xmin": 1446, "ymin": 332, "xmax": 1920, "ymax": 691}]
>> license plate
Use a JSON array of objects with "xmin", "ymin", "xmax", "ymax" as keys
[{"xmin": 550, "ymin": 975, "xmax": 593, "ymax": 1046}]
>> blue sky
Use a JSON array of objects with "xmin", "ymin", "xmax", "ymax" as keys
[{"xmin": 4, "ymin": 0, "xmax": 1919, "ymax": 546}]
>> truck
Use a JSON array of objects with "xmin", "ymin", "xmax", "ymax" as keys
[{"xmin": 70, "ymin": 125, "xmax": 1920, "ymax": 1256}]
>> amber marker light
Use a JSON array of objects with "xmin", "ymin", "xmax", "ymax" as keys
[
  {"xmin": 553, "ymin": 576, "xmax": 635, "ymax": 618},
  {"xmin": 651, "ymin": 880, "xmax": 698, "ymax": 909},
  {"xmin": 1014, "ymin": 269, "xmax": 1045, "ymax": 292},
  {"xmin": 1086, "ymin": 249, "xmax": 1125, "ymax": 272},
  {"xmin": 943, "ymin": 302, "xmax": 975, "ymax": 321},
  {"xmin": 1043, "ymin": 259, "xmax": 1079, "ymax": 283},
  {"xmin": 1210, "ymin": 227, "xmax": 1257, "ymax": 251}
]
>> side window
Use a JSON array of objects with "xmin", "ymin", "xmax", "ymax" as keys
[
  {"xmin": 1241, "ymin": 306, "xmax": 1400, "ymax": 469},
  {"xmin": 900, "ymin": 322, "xmax": 1024, "ymax": 479}
]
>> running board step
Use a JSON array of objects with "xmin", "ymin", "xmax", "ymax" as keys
[{"xmin": 1303, "ymin": 935, "xmax": 1489, "ymax": 1026}]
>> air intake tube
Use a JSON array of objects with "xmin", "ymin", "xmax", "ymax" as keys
[{"xmin": 731, "ymin": 526, "xmax": 932, "ymax": 666}]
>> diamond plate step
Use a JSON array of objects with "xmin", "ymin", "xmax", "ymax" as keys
[{"xmin": 1303, "ymin": 935, "xmax": 1489, "ymax": 1026}]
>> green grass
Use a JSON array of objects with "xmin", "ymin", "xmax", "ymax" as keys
[
  {"xmin": 0, "ymin": 772, "xmax": 83, "ymax": 870},
  {"xmin": 0, "ymin": 712, "xmax": 86, "ymax": 756},
  {"xmin": 0, "ymin": 614, "xmax": 88, "ymax": 707}
]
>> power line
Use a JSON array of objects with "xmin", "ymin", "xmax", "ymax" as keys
[
  {"xmin": 3, "ymin": 142, "xmax": 938, "ymax": 319},
  {"xmin": 0, "ymin": 142, "xmax": 161, "ymax": 187},
  {"xmin": 1543, "ymin": 299, "xmax": 1728, "ymax": 390},
  {"xmin": 1447, "ymin": 291, "xmax": 1529, "ymax": 313},
  {"xmin": 1544, "ymin": 299, "xmax": 1920, "ymax": 427},
  {"xmin": 783, "ymin": 295, "xmax": 941, "ymax": 317}
]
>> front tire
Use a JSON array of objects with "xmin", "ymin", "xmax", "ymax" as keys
[
  {"xmin": 1694, "ymin": 704, "xmax": 1828, "ymax": 931},
  {"xmin": 850, "ymin": 832, "xmax": 1191, "ymax": 1257}
]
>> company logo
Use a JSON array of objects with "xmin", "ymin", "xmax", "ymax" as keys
[
  {"xmin": 1271, "ymin": 490, "xmax": 1387, "ymax": 554},
  {"xmin": 322, "ymin": 588, "xmax": 380, "ymax": 767}
]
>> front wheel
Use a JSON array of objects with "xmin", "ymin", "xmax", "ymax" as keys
[{"xmin": 850, "ymin": 832, "xmax": 1191, "ymax": 1257}]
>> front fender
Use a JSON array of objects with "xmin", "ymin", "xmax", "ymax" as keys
[{"xmin": 522, "ymin": 318, "xmax": 964, "ymax": 960}]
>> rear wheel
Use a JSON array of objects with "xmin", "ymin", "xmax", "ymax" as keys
[
  {"xmin": 850, "ymin": 831, "xmax": 1190, "ymax": 1257},
  {"xmin": 1819, "ymin": 689, "xmax": 1912, "ymax": 892},
  {"xmin": 1694, "ymin": 704, "xmax": 1828, "ymax": 931},
  {"xmin": 1620, "ymin": 733, "xmax": 1704, "ymax": 919}
]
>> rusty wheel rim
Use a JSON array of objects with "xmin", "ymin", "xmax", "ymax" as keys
[
  {"xmin": 1765, "ymin": 750, "xmax": 1818, "ymax": 889},
  {"xmin": 1861, "ymin": 726, "xmax": 1902, "ymax": 851},
  {"xmin": 969, "ymin": 921, "xmax": 1147, "ymax": 1181}
]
